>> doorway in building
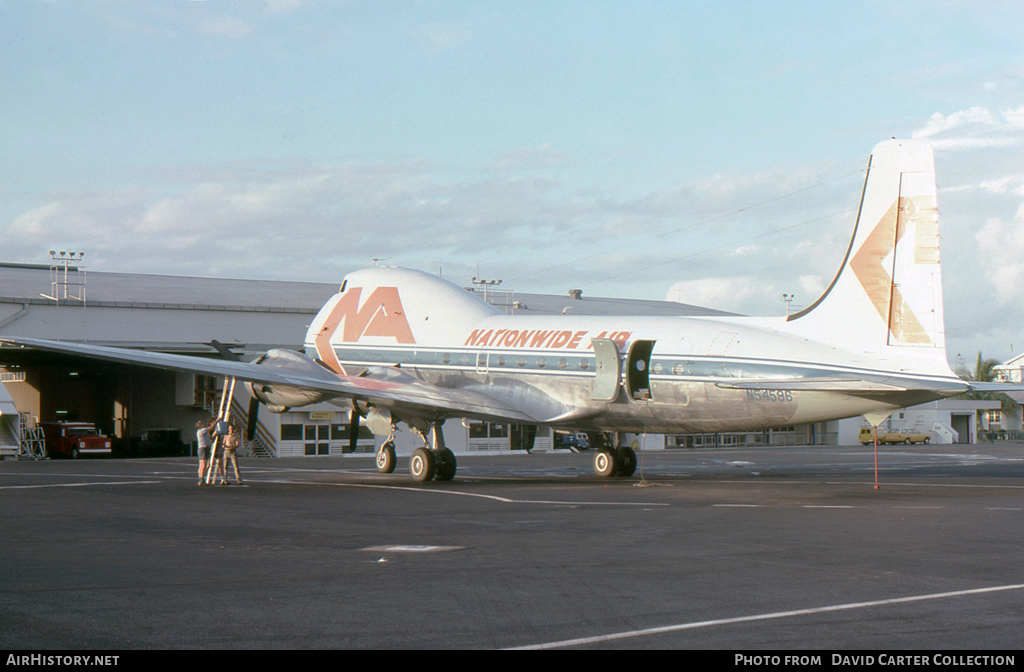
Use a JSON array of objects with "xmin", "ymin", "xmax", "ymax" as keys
[{"xmin": 951, "ymin": 414, "xmax": 970, "ymax": 444}]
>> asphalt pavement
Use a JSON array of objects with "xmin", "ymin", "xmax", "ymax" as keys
[{"xmin": 1, "ymin": 443, "xmax": 1021, "ymax": 649}]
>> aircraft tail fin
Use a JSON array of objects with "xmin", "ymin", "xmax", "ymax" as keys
[{"xmin": 785, "ymin": 139, "xmax": 947, "ymax": 363}]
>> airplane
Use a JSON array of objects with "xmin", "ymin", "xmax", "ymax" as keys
[{"xmin": 0, "ymin": 139, "xmax": 973, "ymax": 482}]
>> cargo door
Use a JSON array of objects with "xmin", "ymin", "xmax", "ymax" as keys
[{"xmin": 590, "ymin": 338, "xmax": 621, "ymax": 402}]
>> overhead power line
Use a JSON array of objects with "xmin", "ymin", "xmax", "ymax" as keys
[{"xmin": 507, "ymin": 167, "xmax": 865, "ymax": 284}]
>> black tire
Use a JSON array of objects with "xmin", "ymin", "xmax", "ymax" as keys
[
  {"xmin": 72, "ymin": 448, "xmax": 79, "ymax": 459},
  {"xmin": 376, "ymin": 441, "xmax": 396, "ymax": 473},
  {"xmin": 905, "ymin": 439, "xmax": 911, "ymax": 445},
  {"xmin": 924, "ymin": 437, "xmax": 930, "ymax": 444},
  {"xmin": 410, "ymin": 447, "xmax": 436, "ymax": 482},
  {"xmin": 617, "ymin": 447, "xmax": 637, "ymax": 477},
  {"xmin": 594, "ymin": 449, "xmax": 618, "ymax": 478},
  {"xmin": 434, "ymin": 448, "xmax": 457, "ymax": 481}
]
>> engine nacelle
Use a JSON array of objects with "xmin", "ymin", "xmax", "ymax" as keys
[{"xmin": 246, "ymin": 349, "xmax": 337, "ymax": 412}]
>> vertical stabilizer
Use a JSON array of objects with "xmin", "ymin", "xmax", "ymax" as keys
[{"xmin": 785, "ymin": 140, "xmax": 946, "ymax": 361}]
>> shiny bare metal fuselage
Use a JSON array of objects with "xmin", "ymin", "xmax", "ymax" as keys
[{"xmin": 314, "ymin": 312, "xmax": 960, "ymax": 435}]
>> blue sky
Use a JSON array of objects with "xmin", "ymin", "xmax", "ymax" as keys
[{"xmin": 3, "ymin": 1, "xmax": 1024, "ymax": 366}]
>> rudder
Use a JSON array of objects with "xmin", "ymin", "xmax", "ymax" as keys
[{"xmin": 785, "ymin": 139, "xmax": 945, "ymax": 354}]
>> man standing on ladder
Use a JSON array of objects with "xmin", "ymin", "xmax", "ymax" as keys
[{"xmin": 205, "ymin": 377, "xmax": 236, "ymax": 486}]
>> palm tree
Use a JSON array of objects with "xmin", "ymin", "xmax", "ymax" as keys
[
  {"xmin": 973, "ymin": 352, "xmax": 1000, "ymax": 383},
  {"xmin": 956, "ymin": 352, "xmax": 1011, "ymax": 440}
]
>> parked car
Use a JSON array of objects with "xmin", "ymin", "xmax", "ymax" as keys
[
  {"xmin": 553, "ymin": 432, "xmax": 590, "ymax": 450},
  {"xmin": 859, "ymin": 427, "xmax": 931, "ymax": 445}
]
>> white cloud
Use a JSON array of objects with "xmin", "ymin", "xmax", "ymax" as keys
[
  {"xmin": 913, "ymin": 107, "xmax": 999, "ymax": 139},
  {"xmin": 666, "ymin": 276, "xmax": 778, "ymax": 314},
  {"xmin": 912, "ymin": 105, "xmax": 1024, "ymax": 151},
  {"xmin": 975, "ymin": 204, "xmax": 1024, "ymax": 303},
  {"xmin": 799, "ymin": 274, "xmax": 825, "ymax": 297}
]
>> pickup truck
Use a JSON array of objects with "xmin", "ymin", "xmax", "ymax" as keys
[
  {"xmin": 39, "ymin": 422, "xmax": 112, "ymax": 458},
  {"xmin": 859, "ymin": 427, "xmax": 931, "ymax": 445}
]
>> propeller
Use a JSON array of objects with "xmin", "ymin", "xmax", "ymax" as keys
[
  {"xmin": 347, "ymin": 405, "xmax": 362, "ymax": 453},
  {"xmin": 246, "ymin": 396, "xmax": 260, "ymax": 443}
]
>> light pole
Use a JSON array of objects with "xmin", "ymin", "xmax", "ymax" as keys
[
  {"xmin": 471, "ymin": 276, "xmax": 502, "ymax": 303},
  {"xmin": 782, "ymin": 293, "xmax": 794, "ymax": 317}
]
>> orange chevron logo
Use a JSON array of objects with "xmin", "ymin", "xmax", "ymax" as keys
[
  {"xmin": 314, "ymin": 287, "xmax": 416, "ymax": 373},
  {"xmin": 850, "ymin": 198, "xmax": 931, "ymax": 345}
]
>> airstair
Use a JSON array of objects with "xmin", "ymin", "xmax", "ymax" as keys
[{"xmin": 931, "ymin": 421, "xmax": 958, "ymax": 445}]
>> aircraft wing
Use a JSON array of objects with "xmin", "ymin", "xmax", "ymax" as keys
[{"xmin": 0, "ymin": 337, "xmax": 541, "ymax": 424}]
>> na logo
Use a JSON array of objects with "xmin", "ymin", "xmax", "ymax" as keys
[{"xmin": 314, "ymin": 286, "xmax": 415, "ymax": 373}]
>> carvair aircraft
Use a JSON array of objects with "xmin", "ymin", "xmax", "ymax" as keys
[{"xmin": 2, "ymin": 139, "xmax": 971, "ymax": 482}]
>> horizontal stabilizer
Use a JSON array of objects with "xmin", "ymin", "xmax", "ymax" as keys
[
  {"xmin": 717, "ymin": 376, "xmax": 967, "ymax": 394},
  {"xmin": 966, "ymin": 381, "xmax": 1024, "ymax": 393},
  {"xmin": 716, "ymin": 379, "xmax": 909, "ymax": 392}
]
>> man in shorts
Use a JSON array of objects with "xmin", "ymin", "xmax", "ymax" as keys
[{"xmin": 196, "ymin": 419, "xmax": 214, "ymax": 486}]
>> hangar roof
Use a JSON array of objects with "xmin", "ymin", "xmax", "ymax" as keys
[
  {"xmin": 0, "ymin": 262, "xmax": 336, "ymax": 313},
  {"xmin": 0, "ymin": 262, "xmax": 728, "ymax": 317},
  {"xmin": 0, "ymin": 262, "xmax": 730, "ymax": 353}
]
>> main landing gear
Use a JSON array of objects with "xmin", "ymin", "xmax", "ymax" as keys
[
  {"xmin": 593, "ymin": 446, "xmax": 637, "ymax": 478},
  {"xmin": 408, "ymin": 422, "xmax": 456, "ymax": 483},
  {"xmin": 592, "ymin": 434, "xmax": 638, "ymax": 478}
]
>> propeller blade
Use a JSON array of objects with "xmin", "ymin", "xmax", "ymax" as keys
[
  {"xmin": 348, "ymin": 408, "xmax": 360, "ymax": 453},
  {"xmin": 246, "ymin": 396, "xmax": 259, "ymax": 442}
]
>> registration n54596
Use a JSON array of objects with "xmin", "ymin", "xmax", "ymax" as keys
[{"xmin": 745, "ymin": 389, "xmax": 794, "ymax": 402}]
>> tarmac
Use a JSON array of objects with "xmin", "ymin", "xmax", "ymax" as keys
[{"xmin": 0, "ymin": 443, "xmax": 1021, "ymax": 650}]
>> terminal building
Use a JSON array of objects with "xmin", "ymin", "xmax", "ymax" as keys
[{"xmin": 0, "ymin": 260, "xmax": 1004, "ymax": 459}]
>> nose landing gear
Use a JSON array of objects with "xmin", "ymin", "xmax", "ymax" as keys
[{"xmin": 375, "ymin": 440, "xmax": 397, "ymax": 473}]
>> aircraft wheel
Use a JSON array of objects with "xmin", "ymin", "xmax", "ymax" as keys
[
  {"xmin": 617, "ymin": 447, "xmax": 637, "ymax": 477},
  {"xmin": 376, "ymin": 442, "xmax": 396, "ymax": 473},
  {"xmin": 434, "ymin": 448, "xmax": 457, "ymax": 481},
  {"xmin": 594, "ymin": 449, "xmax": 618, "ymax": 478},
  {"xmin": 410, "ymin": 447, "xmax": 436, "ymax": 482}
]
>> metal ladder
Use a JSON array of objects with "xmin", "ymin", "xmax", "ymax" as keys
[{"xmin": 17, "ymin": 414, "xmax": 46, "ymax": 460}]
